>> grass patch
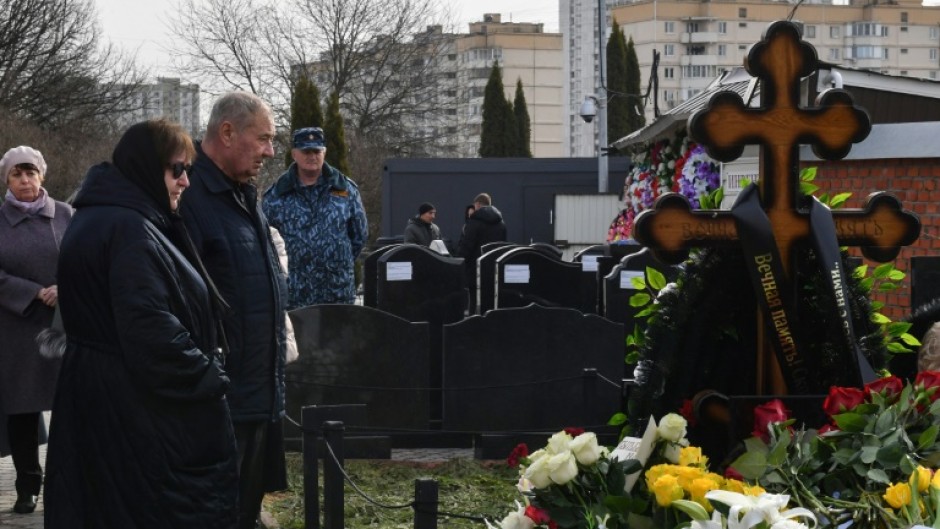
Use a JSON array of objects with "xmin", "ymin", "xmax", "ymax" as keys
[{"xmin": 265, "ymin": 453, "xmax": 520, "ymax": 528}]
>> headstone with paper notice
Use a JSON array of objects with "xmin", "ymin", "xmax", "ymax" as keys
[{"xmin": 494, "ymin": 246, "xmax": 594, "ymax": 313}]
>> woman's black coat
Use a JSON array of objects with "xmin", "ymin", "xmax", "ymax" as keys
[{"xmin": 43, "ymin": 163, "xmax": 238, "ymax": 529}]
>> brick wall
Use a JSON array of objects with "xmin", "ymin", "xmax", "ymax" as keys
[{"xmin": 807, "ymin": 157, "xmax": 940, "ymax": 321}]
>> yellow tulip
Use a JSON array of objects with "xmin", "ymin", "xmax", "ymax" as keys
[
  {"xmin": 932, "ymin": 469, "xmax": 940, "ymax": 490},
  {"xmin": 911, "ymin": 466, "xmax": 931, "ymax": 492},
  {"xmin": 652, "ymin": 475, "xmax": 685, "ymax": 507},
  {"xmin": 884, "ymin": 482, "xmax": 913, "ymax": 510},
  {"xmin": 645, "ymin": 464, "xmax": 672, "ymax": 490},
  {"xmin": 675, "ymin": 465, "xmax": 705, "ymax": 490}
]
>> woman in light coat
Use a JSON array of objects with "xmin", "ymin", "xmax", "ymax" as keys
[{"xmin": 0, "ymin": 145, "xmax": 73, "ymax": 514}]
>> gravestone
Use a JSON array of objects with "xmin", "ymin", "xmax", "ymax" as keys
[
  {"xmin": 442, "ymin": 304, "xmax": 623, "ymax": 437},
  {"xmin": 495, "ymin": 247, "xmax": 594, "ymax": 313},
  {"xmin": 912, "ymin": 256, "xmax": 940, "ymax": 315},
  {"xmin": 376, "ymin": 245, "xmax": 467, "ymax": 425},
  {"xmin": 604, "ymin": 248, "xmax": 682, "ymax": 335},
  {"xmin": 362, "ymin": 243, "xmax": 400, "ymax": 308},
  {"xmin": 477, "ymin": 244, "xmax": 522, "ymax": 314},
  {"xmin": 530, "ymin": 242, "xmax": 564, "ymax": 259},
  {"xmin": 285, "ymin": 305, "xmax": 430, "ymax": 443},
  {"xmin": 575, "ymin": 245, "xmax": 611, "ymax": 315}
]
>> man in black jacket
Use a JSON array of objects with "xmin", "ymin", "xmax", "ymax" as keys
[
  {"xmin": 403, "ymin": 202, "xmax": 441, "ymax": 247},
  {"xmin": 180, "ymin": 91, "xmax": 288, "ymax": 529},
  {"xmin": 456, "ymin": 193, "xmax": 507, "ymax": 312}
]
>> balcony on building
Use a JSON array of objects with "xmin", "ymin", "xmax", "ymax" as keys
[{"xmin": 680, "ymin": 31, "xmax": 719, "ymax": 44}]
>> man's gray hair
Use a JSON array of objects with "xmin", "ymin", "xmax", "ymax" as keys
[{"xmin": 206, "ymin": 92, "xmax": 273, "ymax": 137}]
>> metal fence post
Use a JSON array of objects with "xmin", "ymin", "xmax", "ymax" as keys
[
  {"xmin": 302, "ymin": 407, "xmax": 321, "ymax": 529},
  {"xmin": 413, "ymin": 478, "xmax": 439, "ymax": 529},
  {"xmin": 322, "ymin": 421, "xmax": 345, "ymax": 529}
]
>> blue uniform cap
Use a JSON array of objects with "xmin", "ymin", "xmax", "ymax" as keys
[{"xmin": 293, "ymin": 127, "xmax": 326, "ymax": 150}]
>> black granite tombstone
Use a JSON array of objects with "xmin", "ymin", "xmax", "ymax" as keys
[
  {"xmin": 442, "ymin": 304, "xmax": 623, "ymax": 435},
  {"xmin": 362, "ymin": 243, "xmax": 401, "ymax": 308},
  {"xmin": 530, "ymin": 242, "xmax": 563, "ymax": 259},
  {"xmin": 574, "ymin": 245, "xmax": 609, "ymax": 315},
  {"xmin": 476, "ymin": 244, "xmax": 522, "ymax": 315},
  {"xmin": 285, "ymin": 305, "xmax": 430, "ymax": 442},
  {"xmin": 603, "ymin": 248, "xmax": 681, "ymax": 327},
  {"xmin": 375, "ymin": 245, "xmax": 467, "ymax": 424},
  {"xmin": 495, "ymin": 247, "xmax": 593, "ymax": 313}
]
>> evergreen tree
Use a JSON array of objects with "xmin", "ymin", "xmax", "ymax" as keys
[
  {"xmin": 513, "ymin": 78, "xmax": 532, "ymax": 157},
  {"xmin": 324, "ymin": 90, "xmax": 351, "ymax": 175},
  {"xmin": 479, "ymin": 61, "xmax": 517, "ymax": 157},
  {"xmin": 625, "ymin": 36, "xmax": 646, "ymax": 134},
  {"xmin": 606, "ymin": 20, "xmax": 631, "ymax": 148},
  {"xmin": 286, "ymin": 75, "xmax": 324, "ymax": 168}
]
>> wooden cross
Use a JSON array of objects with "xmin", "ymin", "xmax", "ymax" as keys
[{"xmin": 631, "ymin": 21, "xmax": 920, "ymax": 395}]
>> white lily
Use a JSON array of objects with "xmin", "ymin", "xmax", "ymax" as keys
[{"xmin": 705, "ymin": 491, "xmax": 816, "ymax": 529}]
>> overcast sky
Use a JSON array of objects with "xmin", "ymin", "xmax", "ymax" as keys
[{"xmin": 94, "ymin": 0, "xmax": 560, "ymax": 79}]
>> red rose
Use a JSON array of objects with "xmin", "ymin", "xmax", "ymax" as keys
[
  {"xmin": 818, "ymin": 423, "xmax": 838, "ymax": 435},
  {"xmin": 507, "ymin": 443, "xmax": 529, "ymax": 468},
  {"xmin": 864, "ymin": 376, "xmax": 903, "ymax": 402},
  {"xmin": 724, "ymin": 466, "xmax": 744, "ymax": 480},
  {"xmin": 916, "ymin": 372, "xmax": 940, "ymax": 402},
  {"xmin": 751, "ymin": 399, "xmax": 790, "ymax": 442},
  {"xmin": 679, "ymin": 399, "xmax": 697, "ymax": 427},
  {"xmin": 823, "ymin": 386, "xmax": 865, "ymax": 416},
  {"xmin": 525, "ymin": 505, "xmax": 553, "ymax": 525},
  {"xmin": 563, "ymin": 427, "xmax": 585, "ymax": 437}
]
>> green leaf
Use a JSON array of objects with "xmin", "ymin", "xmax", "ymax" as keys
[
  {"xmin": 800, "ymin": 182, "xmax": 820, "ymax": 196},
  {"xmin": 729, "ymin": 451, "xmax": 768, "ymax": 480},
  {"xmin": 608, "ymin": 412, "xmax": 627, "ymax": 426},
  {"xmin": 871, "ymin": 301, "xmax": 885, "ymax": 311},
  {"xmin": 888, "ymin": 269, "xmax": 906, "ymax": 280},
  {"xmin": 901, "ymin": 333, "xmax": 922, "ymax": 346},
  {"xmin": 630, "ymin": 293, "xmax": 651, "ymax": 307},
  {"xmin": 860, "ymin": 277, "xmax": 875, "ymax": 292},
  {"xmin": 647, "ymin": 267, "xmax": 667, "ymax": 291},
  {"xmin": 919, "ymin": 425, "xmax": 939, "ymax": 450},
  {"xmin": 800, "ymin": 166, "xmax": 818, "ymax": 182},
  {"xmin": 671, "ymin": 500, "xmax": 709, "ymax": 521},
  {"xmin": 829, "ymin": 192, "xmax": 852, "ymax": 208},
  {"xmin": 888, "ymin": 321, "xmax": 913, "ymax": 335},
  {"xmin": 768, "ymin": 431, "xmax": 790, "ymax": 465},
  {"xmin": 873, "ymin": 263, "xmax": 895, "ymax": 279},
  {"xmin": 887, "ymin": 342, "xmax": 913, "ymax": 354},
  {"xmin": 871, "ymin": 312, "xmax": 891, "ymax": 324},
  {"xmin": 854, "ymin": 264, "xmax": 869, "ymax": 278},
  {"xmin": 860, "ymin": 446, "xmax": 879, "ymax": 464},
  {"xmin": 635, "ymin": 307, "xmax": 654, "ymax": 318},
  {"xmin": 631, "ymin": 276, "xmax": 646, "ymax": 290},
  {"xmin": 878, "ymin": 282, "xmax": 899, "ymax": 292},
  {"xmin": 833, "ymin": 412, "xmax": 867, "ymax": 432},
  {"xmin": 743, "ymin": 436, "xmax": 770, "ymax": 455},
  {"xmin": 868, "ymin": 468, "xmax": 891, "ymax": 484}
]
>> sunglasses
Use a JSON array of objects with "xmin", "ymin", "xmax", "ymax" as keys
[{"xmin": 170, "ymin": 162, "xmax": 192, "ymax": 179}]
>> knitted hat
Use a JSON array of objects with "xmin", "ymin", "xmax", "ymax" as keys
[
  {"xmin": 418, "ymin": 202, "xmax": 435, "ymax": 215},
  {"xmin": 0, "ymin": 146, "xmax": 47, "ymax": 179}
]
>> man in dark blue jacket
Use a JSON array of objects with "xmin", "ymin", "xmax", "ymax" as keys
[{"xmin": 180, "ymin": 91, "xmax": 288, "ymax": 529}]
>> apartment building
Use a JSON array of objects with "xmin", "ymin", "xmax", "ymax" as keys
[
  {"xmin": 455, "ymin": 14, "xmax": 565, "ymax": 157},
  {"xmin": 114, "ymin": 78, "xmax": 200, "ymax": 137},
  {"xmin": 604, "ymin": 0, "xmax": 940, "ymax": 129}
]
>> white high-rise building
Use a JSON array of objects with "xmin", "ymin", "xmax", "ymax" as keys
[
  {"xmin": 114, "ymin": 78, "xmax": 201, "ymax": 137},
  {"xmin": 561, "ymin": 0, "xmax": 614, "ymax": 158}
]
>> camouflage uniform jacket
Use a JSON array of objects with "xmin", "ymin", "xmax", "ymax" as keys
[{"xmin": 263, "ymin": 162, "xmax": 368, "ymax": 309}]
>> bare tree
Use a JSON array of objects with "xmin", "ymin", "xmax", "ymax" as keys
[{"xmin": 0, "ymin": 0, "xmax": 145, "ymax": 130}]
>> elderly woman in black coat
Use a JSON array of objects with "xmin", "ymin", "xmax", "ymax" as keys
[
  {"xmin": 43, "ymin": 119, "xmax": 238, "ymax": 529},
  {"xmin": 0, "ymin": 145, "xmax": 73, "ymax": 514}
]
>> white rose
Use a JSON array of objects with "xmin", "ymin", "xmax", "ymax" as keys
[
  {"xmin": 499, "ymin": 506, "xmax": 536, "ymax": 529},
  {"xmin": 546, "ymin": 431, "xmax": 572, "ymax": 454},
  {"xmin": 527, "ymin": 448, "xmax": 547, "ymax": 463},
  {"xmin": 547, "ymin": 451, "xmax": 578, "ymax": 485},
  {"xmin": 657, "ymin": 413, "xmax": 688, "ymax": 443},
  {"xmin": 570, "ymin": 432, "xmax": 603, "ymax": 465},
  {"xmin": 662, "ymin": 442, "xmax": 681, "ymax": 463},
  {"xmin": 516, "ymin": 475, "xmax": 533, "ymax": 493},
  {"xmin": 524, "ymin": 453, "xmax": 553, "ymax": 489}
]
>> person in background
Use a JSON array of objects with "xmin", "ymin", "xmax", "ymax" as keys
[
  {"xmin": 180, "ymin": 92, "xmax": 288, "ymax": 529},
  {"xmin": 263, "ymin": 126, "xmax": 368, "ymax": 309},
  {"xmin": 403, "ymin": 202, "xmax": 440, "ymax": 247},
  {"xmin": 456, "ymin": 193, "xmax": 507, "ymax": 312},
  {"xmin": 0, "ymin": 146, "xmax": 72, "ymax": 515},
  {"xmin": 463, "ymin": 204, "xmax": 475, "ymax": 228},
  {"xmin": 44, "ymin": 119, "xmax": 237, "ymax": 528}
]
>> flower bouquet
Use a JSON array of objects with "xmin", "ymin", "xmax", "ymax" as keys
[{"xmin": 728, "ymin": 373, "xmax": 940, "ymax": 529}]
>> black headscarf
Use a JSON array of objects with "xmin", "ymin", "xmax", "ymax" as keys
[
  {"xmin": 112, "ymin": 122, "xmax": 173, "ymax": 217},
  {"xmin": 111, "ymin": 121, "xmax": 232, "ymax": 327}
]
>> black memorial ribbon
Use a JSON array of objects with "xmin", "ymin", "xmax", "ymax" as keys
[
  {"xmin": 807, "ymin": 196, "xmax": 878, "ymax": 384},
  {"xmin": 730, "ymin": 184, "xmax": 816, "ymax": 394}
]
